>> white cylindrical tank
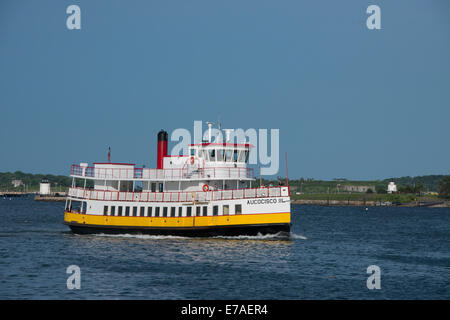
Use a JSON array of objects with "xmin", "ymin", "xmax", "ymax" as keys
[{"xmin": 40, "ymin": 180, "xmax": 51, "ymax": 195}]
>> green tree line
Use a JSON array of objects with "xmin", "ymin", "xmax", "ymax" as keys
[
  {"xmin": 255, "ymin": 174, "xmax": 450, "ymax": 199},
  {"xmin": 0, "ymin": 171, "xmax": 72, "ymax": 191},
  {"xmin": 2, "ymin": 170, "xmax": 449, "ymax": 199}
]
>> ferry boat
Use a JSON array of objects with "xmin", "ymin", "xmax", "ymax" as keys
[{"xmin": 64, "ymin": 124, "xmax": 291, "ymax": 237}]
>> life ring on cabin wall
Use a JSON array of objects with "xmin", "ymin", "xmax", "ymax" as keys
[
  {"xmin": 190, "ymin": 156, "xmax": 195, "ymax": 165},
  {"xmin": 202, "ymin": 184, "xmax": 209, "ymax": 192}
]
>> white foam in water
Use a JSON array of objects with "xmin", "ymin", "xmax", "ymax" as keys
[
  {"xmin": 212, "ymin": 232, "xmax": 283, "ymax": 240},
  {"xmin": 213, "ymin": 232, "xmax": 307, "ymax": 240},
  {"xmin": 93, "ymin": 232, "xmax": 307, "ymax": 241},
  {"xmin": 94, "ymin": 233, "xmax": 188, "ymax": 240},
  {"xmin": 290, "ymin": 233, "xmax": 307, "ymax": 240}
]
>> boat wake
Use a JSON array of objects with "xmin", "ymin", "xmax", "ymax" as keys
[
  {"xmin": 212, "ymin": 232, "xmax": 307, "ymax": 241},
  {"xmin": 290, "ymin": 232, "xmax": 308, "ymax": 240},
  {"xmin": 92, "ymin": 232, "xmax": 307, "ymax": 241},
  {"xmin": 93, "ymin": 233, "xmax": 188, "ymax": 240}
]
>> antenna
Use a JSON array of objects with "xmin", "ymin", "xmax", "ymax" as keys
[
  {"xmin": 259, "ymin": 166, "xmax": 262, "ymax": 187},
  {"xmin": 285, "ymin": 152, "xmax": 289, "ymax": 189},
  {"xmin": 206, "ymin": 122, "xmax": 213, "ymax": 142}
]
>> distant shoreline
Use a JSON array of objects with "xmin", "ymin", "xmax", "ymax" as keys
[
  {"xmin": 2, "ymin": 191, "xmax": 449, "ymax": 207},
  {"xmin": 291, "ymin": 199, "xmax": 449, "ymax": 208}
]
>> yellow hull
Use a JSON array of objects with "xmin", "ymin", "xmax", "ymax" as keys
[
  {"xmin": 64, "ymin": 211, "xmax": 291, "ymax": 236},
  {"xmin": 65, "ymin": 211, "xmax": 289, "ymax": 228}
]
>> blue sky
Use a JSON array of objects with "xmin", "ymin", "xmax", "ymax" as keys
[{"xmin": 1, "ymin": 0, "xmax": 449, "ymax": 180}]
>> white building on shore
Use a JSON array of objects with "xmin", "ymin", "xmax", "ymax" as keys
[
  {"xmin": 39, "ymin": 179, "xmax": 51, "ymax": 195},
  {"xmin": 387, "ymin": 181, "xmax": 397, "ymax": 194},
  {"xmin": 11, "ymin": 180, "xmax": 24, "ymax": 188}
]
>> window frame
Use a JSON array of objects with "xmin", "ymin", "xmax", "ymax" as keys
[{"xmin": 186, "ymin": 206, "xmax": 192, "ymax": 217}]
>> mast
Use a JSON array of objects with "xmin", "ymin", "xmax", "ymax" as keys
[{"xmin": 285, "ymin": 152, "xmax": 289, "ymax": 191}]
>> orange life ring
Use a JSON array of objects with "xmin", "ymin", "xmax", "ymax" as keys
[
  {"xmin": 190, "ymin": 156, "xmax": 195, "ymax": 165},
  {"xmin": 202, "ymin": 184, "xmax": 209, "ymax": 192}
]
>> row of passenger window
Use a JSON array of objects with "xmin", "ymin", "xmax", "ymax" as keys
[
  {"xmin": 191, "ymin": 148, "xmax": 250, "ymax": 163},
  {"xmin": 103, "ymin": 204, "xmax": 242, "ymax": 217}
]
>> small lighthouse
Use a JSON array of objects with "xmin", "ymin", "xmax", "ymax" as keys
[{"xmin": 39, "ymin": 179, "xmax": 51, "ymax": 196}]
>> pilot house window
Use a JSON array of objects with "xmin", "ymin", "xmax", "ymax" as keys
[
  {"xmin": 244, "ymin": 150, "xmax": 249, "ymax": 163},
  {"xmin": 238, "ymin": 150, "xmax": 245, "ymax": 162},
  {"xmin": 225, "ymin": 150, "xmax": 232, "ymax": 162},
  {"xmin": 217, "ymin": 149, "xmax": 224, "ymax": 162}
]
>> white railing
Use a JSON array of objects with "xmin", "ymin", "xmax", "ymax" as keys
[
  {"xmin": 71, "ymin": 164, "xmax": 254, "ymax": 181},
  {"xmin": 68, "ymin": 186, "xmax": 289, "ymax": 203}
]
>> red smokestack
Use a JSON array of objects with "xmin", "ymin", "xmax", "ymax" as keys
[{"xmin": 157, "ymin": 130, "xmax": 168, "ymax": 169}]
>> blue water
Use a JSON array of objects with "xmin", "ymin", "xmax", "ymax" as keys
[{"xmin": 0, "ymin": 196, "xmax": 449, "ymax": 299}]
